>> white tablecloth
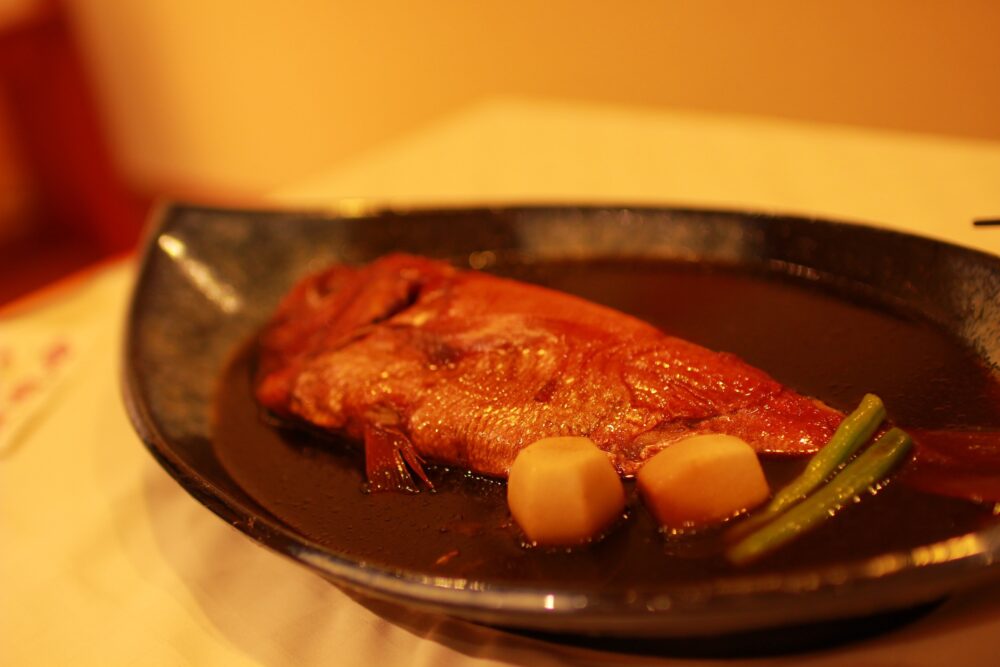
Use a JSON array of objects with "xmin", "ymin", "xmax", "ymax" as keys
[{"xmin": 3, "ymin": 99, "xmax": 1000, "ymax": 665}]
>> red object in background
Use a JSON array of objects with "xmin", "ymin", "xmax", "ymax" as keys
[{"xmin": 0, "ymin": 2, "xmax": 148, "ymax": 305}]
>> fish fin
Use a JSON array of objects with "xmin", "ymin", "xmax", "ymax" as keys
[{"xmin": 363, "ymin": 424, "xmax": 434, "ymax": 493}]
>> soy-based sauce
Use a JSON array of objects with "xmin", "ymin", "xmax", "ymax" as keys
[{"xmin": 212, "ymin": 260, "xmax": 1000, "ymax": 586}]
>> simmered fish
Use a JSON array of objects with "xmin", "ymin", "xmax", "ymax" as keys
[{"xmin": 255, "ymin": 254, "xmax": 842, "ymax": 491}]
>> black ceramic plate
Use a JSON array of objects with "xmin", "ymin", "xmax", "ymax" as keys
[{"xmin": 123, "ymin": 203, "xmax": 1000, "ymax": 638}]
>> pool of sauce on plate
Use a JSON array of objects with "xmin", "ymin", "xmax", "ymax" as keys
[{"xmin": 212, "ymin": 260, "xmax": 1000, "ymax": 585}]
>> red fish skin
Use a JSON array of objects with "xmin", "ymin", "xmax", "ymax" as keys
[{"xmin": 255, "ymin": 254, "xmax": 843, "ymax": 479}]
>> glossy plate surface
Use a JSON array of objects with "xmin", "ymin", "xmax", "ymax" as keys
[{"xmin": 122, "ymin": 203, "xmax": 1000, "ymax": 637}]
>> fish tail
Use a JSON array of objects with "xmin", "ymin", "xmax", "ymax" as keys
[{"xmin": 901, "ymin": 428, "xmax": 1000, "ymax": 503}]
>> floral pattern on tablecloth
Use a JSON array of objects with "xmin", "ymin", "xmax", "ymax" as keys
[{"xmin": 0, "ymin": 332, "xmax": 85, "ymax": 453}]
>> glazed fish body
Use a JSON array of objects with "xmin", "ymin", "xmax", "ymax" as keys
[{"xmin": 255, "ymin": 254, "xmax": 841, "ymax": 482}]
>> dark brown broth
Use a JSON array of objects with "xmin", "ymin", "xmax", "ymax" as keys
[{"xmin": 212, "ymin": 260, "xmax": 1000, "ymax": 586}]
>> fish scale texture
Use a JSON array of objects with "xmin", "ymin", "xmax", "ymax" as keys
[{"xmin": 255, "ymin": 254, "xmax": 842, "ymax": 478}]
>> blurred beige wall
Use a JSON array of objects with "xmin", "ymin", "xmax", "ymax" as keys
[{"xmin": 64, "ymin": 0, "xmax": 1000, "ymax": 199}]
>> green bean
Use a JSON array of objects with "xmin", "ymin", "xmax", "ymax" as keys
[
  {"xmin": 769, "ymin": 393, "xmax": 886, "ymax": 512},
  {"xmin": 726, "ymin": 427, "xmax": 913, "ymax": 565},
  {"xmin": 726, "ymin": 394, "xmax": 886, "ymax": 541}
]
